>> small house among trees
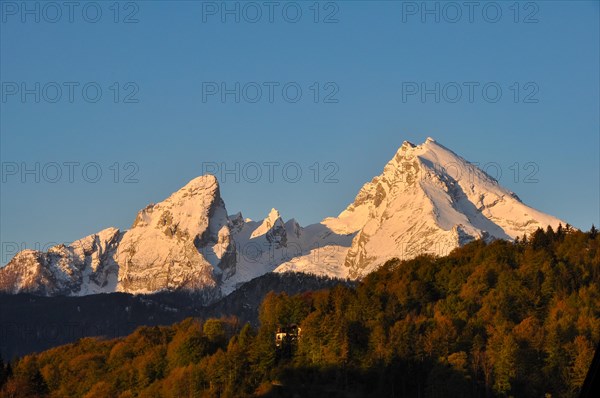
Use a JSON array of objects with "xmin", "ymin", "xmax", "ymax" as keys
[{"xmin": 275, "ymin": 324, "xmax": 301, "ymax": 349}]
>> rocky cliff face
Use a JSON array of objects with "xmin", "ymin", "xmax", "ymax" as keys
[{"xmin": 0, "ymin": 138, "xmax": 566, "ymax": 298}]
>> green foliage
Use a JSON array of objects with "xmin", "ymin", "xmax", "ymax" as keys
[{"xmin": 1, "ymin": 227, "xmax": 599, "ymax": 397}]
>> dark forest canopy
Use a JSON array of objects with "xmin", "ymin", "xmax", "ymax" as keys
[{"xmin": 1, "ymin": 226, "xmax": 599, "ymax": 398}]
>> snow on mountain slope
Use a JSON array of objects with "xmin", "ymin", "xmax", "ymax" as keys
[
  {"xmin": 0, "ymin": 138, "xmax": 566, "ymax": 297},
  {"xmin": 334, "ymin": 138, "xmax": 564, "ymax": 278},
  {"xmin": 0, "ymin": 176, "xmax": 233, "ymax": 299},
  {"xmin": 0, "ymin": 228, "xmax": 121, "ymax": 295},
  {"xmin": 220, "ymin": 209, "xmax": 354, "ymax": 294},
  {"xmin": 115, "ymin": 175, "xmax": 235, "ymax": 296}
]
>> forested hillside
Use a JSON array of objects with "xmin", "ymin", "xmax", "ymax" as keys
[
  {"xmin": 0, "ymin": 272, "xmax": 347, "ymax": 359},
  {"xmin": 1, "ymin": 226, "xmax": 598, "ymax": 397}
]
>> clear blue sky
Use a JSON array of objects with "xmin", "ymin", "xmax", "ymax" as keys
[{"xmin": 1, "ymin": 1, "xmax": 599, "ymax": 263}]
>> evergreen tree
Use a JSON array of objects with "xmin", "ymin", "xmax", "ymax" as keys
[{"xmin": 0, "ymin": 356, "xmax": 6, "ymax": 390}]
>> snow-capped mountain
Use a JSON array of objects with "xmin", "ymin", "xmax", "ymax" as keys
[
  {"xmin": 0, "ymin": 176, "xmax": 234, "ymax": 299},
  {"xmin": 0, "ymin": 227, "xmax": 120, "ymax": 296},
  {"xmin": 0, "ymin": 138, "xmax": 565, "ymax": 298},
  {"xmin": 323, "ymin": 137, "xmax": 562, "ymax": 278},
  {"xmin": 115, "ymin": 175, "xmax": 236, "ymax": 297}
]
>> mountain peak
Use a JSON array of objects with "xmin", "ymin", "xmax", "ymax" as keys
[
  {"xmin": 400, "ymin": 137, "xmax": 437, "ymax": 150},
  {"xmin": 178, "ymin": 175, "xmax": 219, "ymax": 195},
  {"xmin": 230, "ymin": 211, "xmax": 243, "ymax": 220},
  {"xmin": 131, "ymin": 174, "xmax": 222, "ymax": 235},
  {"xmin": 401, "ymin": 140, "xmax": 416, "ymax": 149},
  {"xmin": 325, "ymin": 136, "xmax": 565, "ymax": 277},
  {"xmin": 267, "ymin": 208, "xmax": 281, "ymax": 221},
  {"xmin": 250, "ymin": 208, "xmax": 284, "ymax": 239}
]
